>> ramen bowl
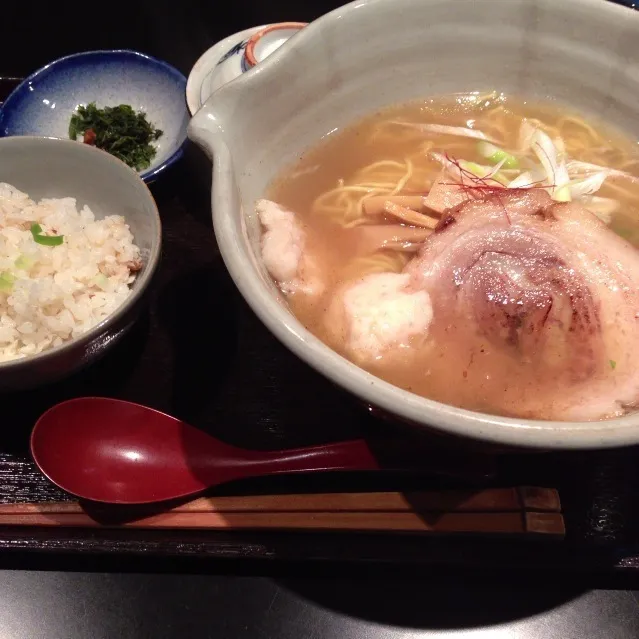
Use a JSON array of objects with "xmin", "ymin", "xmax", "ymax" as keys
[{"xmin": 189, "ymin": 0, "xmax": 639, "ymax": 449}]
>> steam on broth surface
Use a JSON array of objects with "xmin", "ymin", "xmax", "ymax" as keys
[{"xmin": 258, "ymin": 93, "xmax": 639, "ymax": 421}]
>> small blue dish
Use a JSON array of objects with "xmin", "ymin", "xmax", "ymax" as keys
[{"xmin": 0, "ymin": 50, "xmax": 189, "ymax": 182}]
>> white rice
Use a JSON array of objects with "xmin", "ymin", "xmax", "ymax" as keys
[{"xmin": 0, "ymin": 182, "xmax": 141, "ymax": 363}]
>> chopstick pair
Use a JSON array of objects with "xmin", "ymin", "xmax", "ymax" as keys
[{"xmin": 0, "ymin": 487, "xmax": 565, "ymax": 536}]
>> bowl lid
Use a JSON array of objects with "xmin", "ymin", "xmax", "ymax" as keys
[
  {"xmin": 243, "ymin": 23, "xmax": 307, "ymax": 69},
  {"xmin": 186, "ymin": 22, "xmax": 307, "ymax": 115}
]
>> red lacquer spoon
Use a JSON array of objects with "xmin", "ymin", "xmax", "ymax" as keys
[{"xmin": 31, "ymin": 397, "xmax": 492, "ymax": 505}]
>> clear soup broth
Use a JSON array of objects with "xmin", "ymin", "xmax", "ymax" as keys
[{"xmin": 262, "ymin": 94, "xmax": 639, "ymax": 421}]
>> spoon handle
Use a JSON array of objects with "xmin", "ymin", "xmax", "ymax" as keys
[
  {"xmin": 242, "ymin": 439, "xmax": 381, "ymax": 475},
  {"xmin": 236, "ymin": 439, "xmax": 496, "ymax": 483}
]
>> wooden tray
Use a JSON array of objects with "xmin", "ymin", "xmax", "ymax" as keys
[{"xmin": 1, "ymin": 74, "xmax": 639, "ymax": 574}]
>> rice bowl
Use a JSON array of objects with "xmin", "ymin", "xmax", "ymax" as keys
[
  {"xmin": 0, "ymin": 136, "xmax": 161, "ymax": 390},
  {"xmin": 0, "ymin": 183, "xmax": 142, "ymax": 362}
]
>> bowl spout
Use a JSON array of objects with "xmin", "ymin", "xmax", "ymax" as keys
[{"xmin": 187, "ymin": 105, "xmax": 221, "ymax": 161}]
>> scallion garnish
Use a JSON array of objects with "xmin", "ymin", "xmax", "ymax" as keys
[
  {"xmin": 30, "ymin": 223, "xmax": 64, "ymax": 246},
  {"xmin": 14, "ymin": 255, "xmax": 33, "ymax": 270},
  {"xmin": 0, "ymin": 272, "xmax": 15, "ymax": 292},
  {"xmin": 477, "ymin": 141, "xmax": 520, "ymax": 170}
]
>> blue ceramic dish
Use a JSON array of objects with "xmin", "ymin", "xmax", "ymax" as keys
[{"xmin": 0, "ymin": 50, "xmax": 189, "ymax": 182}]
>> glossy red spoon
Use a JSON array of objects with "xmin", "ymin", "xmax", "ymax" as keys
[{"xmin": 32, "ymin": 397, "xmax": 444, "ymax": 505}]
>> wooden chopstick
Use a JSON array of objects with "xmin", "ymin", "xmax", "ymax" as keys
[
  {"xmin": 0, "ymin": 510, "xmax": 565, "ymax": 535},
  {"xmin": 0, "ymin": 487, "xmax": 561, "ymax": 515},
  {"xmin": 0, "ymin": 488, "xmax": 564, "ymax": 536}
]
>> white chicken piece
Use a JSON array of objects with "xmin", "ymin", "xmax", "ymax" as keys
[
  {"xmin": 325, "ymin": 272, "xmax": 433, "ymax": 364},
  {"xmin": 256, "ymin": 199, "xmax": 324, "ymax": 296}
]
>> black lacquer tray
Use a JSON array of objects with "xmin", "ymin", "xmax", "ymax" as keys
[{"xmin": 1, "ymin": 66, "xmax": 639, "ymax": 575}]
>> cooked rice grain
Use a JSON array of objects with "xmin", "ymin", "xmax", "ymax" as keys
[{"xmin": 0, "ymin": 182, "xmax": 141, "ymax": 362}]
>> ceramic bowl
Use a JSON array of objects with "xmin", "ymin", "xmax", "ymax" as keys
[
  {"xmin": 0, "ymin": 50, "xmax": 189, "ymax": 182},
  {"xmin": 186, "ymin": 22, "xmax": 306, "ymax": 115},
  {"xmin": 0, "ymin": 136, "xmax": 161, "ymax": 390},
  {"xmin": 189, "ymin": 0, "xmax": 639, "ymax": 449}
]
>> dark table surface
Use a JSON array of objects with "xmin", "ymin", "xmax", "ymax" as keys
[
  {"xmin": 1, "ymin": 562, "xmax": 639, "ymax": 639},
  {"xmin": 2, "ymin": 1, "xmax": 639, "ymax": 637}
]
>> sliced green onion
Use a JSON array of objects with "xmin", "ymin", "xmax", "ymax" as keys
[
  {"xmin": 477, "ymin": 141, "xmax": 519, "ymax": 170},
  {"xmin": 93, "ymin": 274, "xmax": 109, "ymax": 289},
  {"xmin": 553, "ymin": 185, "xmax": 572, "ymax": 202},
  {"xmin": 458, "ymin": 160, "xmax": 509, "ymax": 186},
  {"xmin": 566, "ymin": 160, "xmax": 639, "ymax": 185},
  {"xmin": 392, "ymin": 122, "xmax": 497, "ymax": 142},
  {"xmin": 530, "ymin": 129, "xmax": 570, "ymax": 196},
  {"xmin": 459, "ymin": 160, "xmax": 488, "ymax": 177},
  {"xmin": 30, "ymin": 223, "xmax": 64, "ymax": 246},
  {"xmin": 14, "ymin": 255, "xmax": 34, "ymax": 270},
  {"xmin": 610, "ymin": 359, "xmax": 617, "ymax": 370},
  {"xmin": 567, "ymin": 172, "xmax": 608, "ymax": 199},
  {"xmin": 0, "ymin": 272, "xmax": 16, "ymax": 292}
]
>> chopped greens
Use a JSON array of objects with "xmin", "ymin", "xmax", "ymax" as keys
[
  {"xmin": 14, "ymin": 255, "xmax": 33, "ymax": 270},
  {"xmin": 553, "ymin": 185, "xmax": 572, "ymax": 203},
  {"xmin": 30, "ymin": 223, "xmax": 64, "ymax": 246},
  {"xmin": 93, "ymin": 274, "xmax": 109, "ymax": 290},
  {"xmin": 69, "ymin": 102, "xmax": 163, "ymax": 172},
  {"xmin": 458, "ymin": 159, "xmax": 509, "ymax": 186},
  {"xmin": 0, "ymin": 272, "xmax": 15, "ymax": 292},
  {"xmin": 477, "ymin": 141, "xmax": 519, "ymax": 170},
  {"xmin": 610, "ymin": 359, "xmax": 617, "ymax": 370},
  {"xmin": 427, "ymin": 120, "xmax": 636, "ymax": 222}
]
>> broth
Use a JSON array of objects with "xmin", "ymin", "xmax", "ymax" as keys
[{"xmin": 263, "ymin": 94, "xmax": 639, "ymax": 420}]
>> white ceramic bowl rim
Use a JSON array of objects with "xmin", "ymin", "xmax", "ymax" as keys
[{"xmin": 193, "ymin": 0, "xmax": 639, "ymax": 449}]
